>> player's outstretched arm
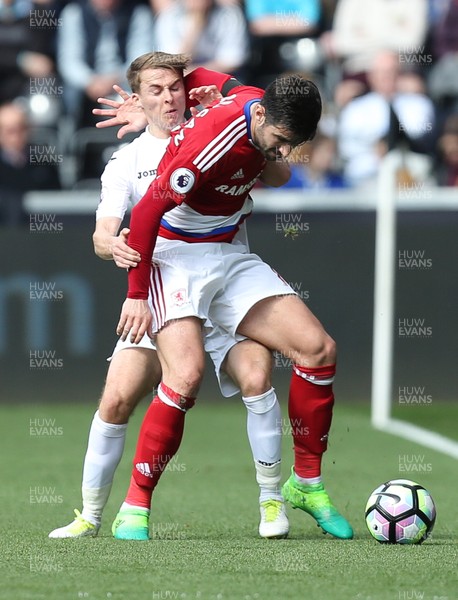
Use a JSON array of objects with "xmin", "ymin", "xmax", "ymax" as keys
[
  {"xmin": 93, "ymin": 217, "xmax": 141, "ymax": 269},
  {"xmin": 92, "ymin": 85, "xmax": 147, "ymax": 139},
  {"xmin": 118, "ymin": 181, "xmax": 185, "ymax": 342},
  {"xmin": 184, "ymin": 67, "xmax": 244, "ymax": 103},
  {"xmin": 115, "ymin": 185, "xmax": 171, "ymax": 343}
]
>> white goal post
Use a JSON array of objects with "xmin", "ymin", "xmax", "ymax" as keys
[{"xmin": 371, "ymin": 151, "xmax": 458, "ymax": 459}]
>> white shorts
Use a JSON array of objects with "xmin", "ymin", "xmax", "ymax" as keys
[
  {"xmin": 109, "ymin": 285, "xmax": 243, "ymax": 397},
  {"xmin": 109, "ymin": 324, "xmax": 241, "ymax": 397},
  {"xmin": 203, "ymin": 325, "xmax": 243, "ymax": 397},
  {"xmin": 150, "ymin": 239, "xmax": 295, "ymax": 336},
  {"xmin": 110, "ymin": 331, "xmax": 157, "ymax": 355},
  {"xmin": 111, "ymin": 239, "xmax": 295, "ymax": 397}
]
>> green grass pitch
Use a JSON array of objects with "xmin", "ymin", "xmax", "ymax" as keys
[{"xmin": 1, "ymin": 400, "xmax": 457, "ymax": 600}]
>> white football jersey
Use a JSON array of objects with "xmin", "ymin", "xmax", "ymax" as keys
[{"xmin": 97, "ymin": 129, "xmax": 170, "ymax": 221}]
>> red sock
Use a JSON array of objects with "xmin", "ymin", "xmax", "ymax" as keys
[
  {"xmin": 125, "ymin": 383, "xmax": 195, "ymax": 508},
  {"xmin": 288, "ymin": 364, "xmax": 336, "ymax": 480}
]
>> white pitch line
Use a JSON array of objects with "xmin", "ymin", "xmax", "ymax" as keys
[{"xmin": 375, "ymin": 418, "xmax": 458, "ymax": 459}]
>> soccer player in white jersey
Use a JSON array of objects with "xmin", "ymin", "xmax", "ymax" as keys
[
  {"xmin": 49, "ymin": 53, "xmax": 291, "ymax": 540},
  {"xmin": 112, "ymin": 70, "xmax": 353, "ymax": 541}
]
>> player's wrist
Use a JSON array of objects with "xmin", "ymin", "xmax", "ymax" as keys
[
  {"xmin": 106, "ymin": 236, "xmax": 117, "ymax": 260},
  {"xmin": 127, "ymin": 291, "xmax": 148, "ymax": 300}
]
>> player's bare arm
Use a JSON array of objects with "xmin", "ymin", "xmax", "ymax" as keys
[
  {"xmin": 118, "ymin": 189, "xmax": 176, "ymax": 342},
  {"xmin": 93, "ymin": 217, "xmax": 141, "ymax": 269}
]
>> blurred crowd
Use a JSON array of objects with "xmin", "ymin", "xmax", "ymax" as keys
[{"xmin": 1, "ymin": 0, "xmax": 458, "ymax": 224}]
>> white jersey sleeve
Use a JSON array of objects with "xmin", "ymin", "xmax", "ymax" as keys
[
  {"xmin": 96, "ymin": 131, "xmax": 170, "ymax": 221},
  {"xmin": 97, "ymin": 143, "xmax": 133, "ymax": 221}
]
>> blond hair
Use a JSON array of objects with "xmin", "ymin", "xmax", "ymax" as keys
[{"xmin": 127, "ymin": 52, "xmax": 191, "ymax": 93}]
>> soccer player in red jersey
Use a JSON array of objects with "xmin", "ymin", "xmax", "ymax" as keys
[
  {"xmin": 113, "ymin": 73, "xmax": 354, "ymax": 541},
  {"xmin": 49, "ymin": 55, "xmax": 289, "ymax": 540}
]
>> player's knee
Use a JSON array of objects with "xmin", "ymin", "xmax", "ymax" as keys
[
  {"xmin": 238, "ymin": 365, "xmax": 272, "ymax": 398},
  {"xmin": 319, "ymin": 335, "xmax": 336, "ymax": 365},
  {"xmin": 168, "ymin": 363, "xmax": 204, "ymax": 398},
  {"xmin": 99, "ymin": 388, "xmax": 140, "ymax": 424},
  {"xmin": 294, "ymin": 333, "xmax": 336, "ymax": 367}
]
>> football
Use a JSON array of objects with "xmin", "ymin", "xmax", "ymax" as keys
[{"xmin": 365, "ymin": 479, "xmax": 436, "ymax": 544}]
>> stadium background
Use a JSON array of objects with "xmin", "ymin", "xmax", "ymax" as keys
[{"xmin": 2, "ymin": 200, "xmax": 458, "ymax": 406}]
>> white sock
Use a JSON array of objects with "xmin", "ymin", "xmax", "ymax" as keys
[
  {"xmin": 255, "ymin": 460, "xmax": 283, "ymax": 503},
  {"xmin": 121, "ymin": 502, "xmax": 149, "ymax": 514},
  {"xmin": 242, "ymin": 388, "xmax": 283, "ymax": 503},
  {"xmin": 81, "ymin": 410, "xmax": 127, "ymax": 525},
  {"xmin": 294, "ymin": 473, "xmax": 322, "ymax": 486}
]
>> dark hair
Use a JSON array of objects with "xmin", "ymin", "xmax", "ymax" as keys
[{"xmin": 260, "ymin": 75, "xmax": 322, "ymax": 145}]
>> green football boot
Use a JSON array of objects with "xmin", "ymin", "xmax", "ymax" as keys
[
  {"xmin": 282, "ymin": 468, "xmax": 353, "ymax": 539},
  {"xmin": 112, "ymin": 508, "xmax": 149, "ymax": 541}
]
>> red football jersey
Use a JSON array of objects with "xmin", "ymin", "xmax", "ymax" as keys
[{"xmin": 127, "ymin": 85, "xmax": 267, "ymax": 299}]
